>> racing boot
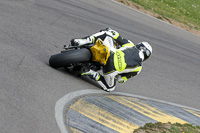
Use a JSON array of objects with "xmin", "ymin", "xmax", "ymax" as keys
[{"xmin": 71, "ymin": 36, "xmax": 94, "ymax": 46}]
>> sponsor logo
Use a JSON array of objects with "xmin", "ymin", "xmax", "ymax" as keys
[{"xmin": 116, "ymin": 51, "xmax": 122, "ymax": 70}]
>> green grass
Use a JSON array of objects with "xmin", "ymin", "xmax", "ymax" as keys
[
  {"xmin": 133, "ymin": 122, "xmax": 200, "ymax": 133},
  {"xmin": 129, "ymin": 0, "xmax": 200, "ymax": 30}
]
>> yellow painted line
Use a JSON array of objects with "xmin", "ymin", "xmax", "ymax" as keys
[
  {"xmin": 184, "ymin": 108, "xmax": 200, "ymax": 118},
  {"xmin": 70, "ymin": 98, "xmax": 139, "ymax": 133},
  {"xmin": 70, "ymin": 127, "xmax": 84, "ymax": 133},
  {"xmin": 109, "ymin": 96, "xmax": 187, "ymax": 124}
]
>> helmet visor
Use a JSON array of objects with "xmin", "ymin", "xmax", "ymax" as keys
[
  {"xmin": 143, "ymin": 48, "xmax": 151, "ymax": 61},
  {"xmin": 136, "ymin": 43, "xmax": 151, "ymax": 61}
]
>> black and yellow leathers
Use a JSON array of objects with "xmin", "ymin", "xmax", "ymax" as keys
[{"xmin": 74, "ymin": 28, "xmax": 144, "ymax": 91}]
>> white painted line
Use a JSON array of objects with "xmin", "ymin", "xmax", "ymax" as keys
[{"xmin": 55, "ymin": 89, "xmax": 200, "ymax": 133}]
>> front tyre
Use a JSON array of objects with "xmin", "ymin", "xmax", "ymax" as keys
[{"xmin": 49, "ymin": 48, "xmax": 91, "ymax": 68}]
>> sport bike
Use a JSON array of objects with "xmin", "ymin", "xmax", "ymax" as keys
[{"xmin": 49, "ymin": 36, "xmax": 119, "ymax": 75}]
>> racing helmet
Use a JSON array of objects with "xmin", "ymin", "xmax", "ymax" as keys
[{"xmin": 136, "ymin": 42, "xmax": 152, "ymax": 61}]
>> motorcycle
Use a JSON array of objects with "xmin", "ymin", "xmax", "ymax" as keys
[{"xmin": 49, "ymin": 36, "xmax": 120, "ymax": 76}]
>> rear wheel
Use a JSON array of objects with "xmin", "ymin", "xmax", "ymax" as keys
[{"xmin": 49, "ymin": 48, "xmax": 91, "ymax": 68}]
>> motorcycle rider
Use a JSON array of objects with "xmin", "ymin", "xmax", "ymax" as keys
[{"xmin": 71, "ymin": 28, "xmax": 152, "ymax": 92}]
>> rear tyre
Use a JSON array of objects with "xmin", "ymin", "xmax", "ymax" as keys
[{"xmin": 49, "ymin": 48, "xmax": 91, "ymax": 68}]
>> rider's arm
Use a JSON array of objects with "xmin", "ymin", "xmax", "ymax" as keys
[
  {"xmin": 117, "ymin": 72, "xmax": 138, "ymax": 83},
  {"xmin": 117, "ymin": 66, "xmax": 142, "ymax": 83}
]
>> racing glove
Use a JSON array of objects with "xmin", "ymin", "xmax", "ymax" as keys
[{"xmin": 117, "ymin": 75, "xmax": 127, "ymax": 83}]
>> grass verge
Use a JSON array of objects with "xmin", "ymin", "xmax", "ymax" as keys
[
  {"xmin": 133, "ymin": 122, "xmax": 200, "ymax": 133},
  {"xmin": 115, "ymin": 0, "xmax": 200, "ymax": 36}
]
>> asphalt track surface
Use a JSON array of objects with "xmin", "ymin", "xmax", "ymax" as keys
[{"xmin": 0, "ymin": 0, "xmax": 200, "ymax": 133}]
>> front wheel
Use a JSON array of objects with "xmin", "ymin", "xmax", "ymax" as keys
[{"xmin": 49, "ymin": 48, "xmax": 91, "ymax": 68}]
